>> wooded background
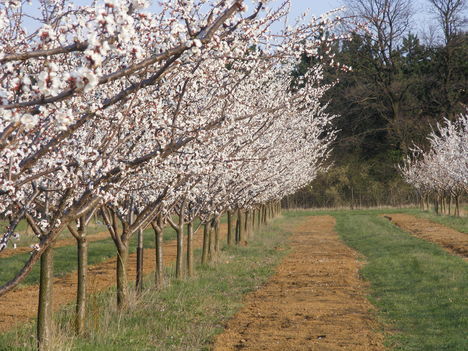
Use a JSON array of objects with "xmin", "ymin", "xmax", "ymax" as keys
[{"xmin": 290, "ymin": 0, "xmax": 467, "ymax": 208}]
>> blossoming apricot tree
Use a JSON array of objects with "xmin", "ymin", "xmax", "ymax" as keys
[
  {"xmin": 401, "ymin": 113, "xmax": 468, "ymax": 215},
  {"xmin": 0, "ymin": 0, "xmax": 348, "ymax": 349}
]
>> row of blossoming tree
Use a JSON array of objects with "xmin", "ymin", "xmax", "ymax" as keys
[
  {"xmin": 0, "ymin": 0, "xmax": 348, "ymax": 349},
  {"xmin": 401, "ymin": 113, "xmax": 468, "ymax": 216}
]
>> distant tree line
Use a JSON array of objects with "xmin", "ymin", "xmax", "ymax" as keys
[{"xmin": 291, "ymin": 0, "xmax": 467, "ymax": 209}]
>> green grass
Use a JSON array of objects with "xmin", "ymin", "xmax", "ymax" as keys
[
  {"xmin": 2, "ymin": 209, "xmax": 466, "ymax": 350},
  {"xmin": 285, "ymin": 210, "xmax": 467, "ymax": 351},
  {"xmin": 0, "ymin": 216, "xmax": 296, "ymax": 351},
  {"xmin": 285, "ymin": 206, "xmax": 468, "ymax": 233},
  {"xmin": 0, "ymin": 226, "xmax": 178, "ymax": 288}
]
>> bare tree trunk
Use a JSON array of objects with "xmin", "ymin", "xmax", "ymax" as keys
[
  {"xmin": 244, "ymin": 210, "xmax": 249, "ymax": 240},
  {"xmin": 68, "ymin": 217, "xmax": 89, "ymax": 337},
  {"xmin": 251, "ymin": 208, "xmax": 256, "ymax": 231},
  {"xmin": 237, "ymin": 210, "xmax": 243, "ymax": 244},
  {"xmin": 37, "ymin": 246, "xmax": 53, "ymax": 351},
  {"xmin": 186, "ymin": 222, "xmax": 194, "ymax": 277},
  {"xmin": 235, "ymin": 212, "xmax": 240, "ymax": 244},
  {"xmin": 76, "ymin": 238, "xmax": 87, "ymax": 335},
  {"xmin": 207, "ymin": 219, "xmax": 213, "ymax": 261},
  {"xmin": 175, "ymin": 224, "xmax": 184, "ymax": 279},
  {"xmin": 135, "ymin": 228, "xmax": 144, "ymax": 292},
  {"xmin": 227, "ymin": 211, "xmax": 233, "ymax": 246},
  {"xmin": 214, "ymin": 217, "xmax": 220, "ymax": 254},
  {"xmin": 116, "ymin": 243, "xmax": 129, "ymax": 309},
  {"xmin": 202, "ymin": 222, "xmax": 210, "ymax": 264},
  {"xmin": 151, "ymin": 221, "xmax": 164, "ymax": 288},
  {"xmin": 168, "ymin": 202, "xmax": 187, "ymax": 279},
  {"xmin": 257, "ymin": 208, "xmax": 261, "ymax": 229}
]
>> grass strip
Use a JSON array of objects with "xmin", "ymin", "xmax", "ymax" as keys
[
  {"xmin": 285, "ymin": 207, "xmax": 468, "ymax": 233},
  {"xmin": 330, "ymin": 212, "xmax": 467, "ymax": 351},
  {"xmin": 0, "ymin": 216, "xmax": 295, "ymax": 351}
]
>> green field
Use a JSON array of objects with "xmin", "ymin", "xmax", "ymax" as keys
[
  {"xmin": 0, "ymin": 216, "xmax": 296, "ymax": 351},
  {"xmin": 1, "ymin": 209, "xmax": 467, "ymax": 350}
]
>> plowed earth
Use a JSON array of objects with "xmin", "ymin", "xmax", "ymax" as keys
[
  {"xmin": 213, "ymin": 216, "xmax": 384, "ymax": 351},
  {"xmin": 384, "ymin": 213, "xmax": 468, "ymax": 260},
  {"xmin": 0, "ymin": 224, "xmax": 227, "ymax": 332}
]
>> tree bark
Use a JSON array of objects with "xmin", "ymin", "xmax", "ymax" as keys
[
  {"xmin": 175, "ymin": 224, "xmax": 184, "ymax": 279},
  {"xmin": 75, "ymin": 238, "xmax": 87, "ymax": 336},
  {"xmin": 214, "ymin": 217, "xmax": 220, "ymax": 254},
  {"xmin": 136, "ymin": 228, "xmax": 144, "ymax": 292},
  {"xmin": 151, "ymin": 221, "xmax": 164, "ymax": 288},
  {"xmin": 244, "ymin": 210, "xmax": 249, "ymax": 240},
  {"xmin": 227, "ymin": 211, "xmax": 233, "ymax": 246},
  {"xmin": 186, "ymin": 222, "xmax": 194, "ymax": 277},
  {"xmin": 251, "ymin": 209, "xmax": 255, "ymax": 230},
  {"xmin": 208, "ymin": 218, "xmax": 214, "ymax": 261},
  {"xmin": 116, "ymin": 243, "xmax": 129, "ymax": 308},
  {"xmin": 237, "ymin": 209, "xmax": 243, "ymax": 244},
  {"xmin": 257, "ymin": 208, "xmax": 261, "ymax": 229},
  {"xmin": 448, "ymin": 195, "xmax": 452, "ymax": 216},
  {"xmin": 235, "ymin": 213, "xmax": 240, "ymax": 244},
  {"xmin": 37, "ymin": 246, "xmax": 54, "ymax": 351},
  {"xmin": 202, "ymin": 222, "xmax": 210, "ymax": 264}
]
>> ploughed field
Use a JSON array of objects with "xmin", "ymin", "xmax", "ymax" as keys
[{"xmin": 0, "ymin": 209, "xmax": 467, "ymax": 350}]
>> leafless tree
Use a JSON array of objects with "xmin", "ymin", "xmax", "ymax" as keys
[
  {"xmin": 427, "ymin": 0, "xmax": 467, "ymax": 44},
  {"xmin": 344, "ymin": 0, "xmax": 413, "ymax": 66},
  {"xmin": 342, "ymin": 0, "xmax": 415, "ymax": 151}
]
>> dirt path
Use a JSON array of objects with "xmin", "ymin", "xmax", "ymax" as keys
[
  {"xmin": 384, "ymin": 213, "xmax": 468, "ymax": 260},
  {"xmin": 0, "ymin": 224, "xmax": 226, "ymax": 332},
  {"xmin": 213, "ymin": 216, "xmax": 384, "ymax": 351},
  {"xmin": 0, "ymin": 229, "xmax": 110, "ymax": 259}
]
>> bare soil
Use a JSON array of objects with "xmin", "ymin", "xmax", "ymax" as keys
[
  {"xmin": 213, "ymin": 215, "xmax": 384, "ymax": 351},
  {"xmin": 0, "ymin": 224, "xmax": 226, "ymax": 332},
  {"xmin": 384, "ymin": 213, "xmax": 468, "ymax": 260}
]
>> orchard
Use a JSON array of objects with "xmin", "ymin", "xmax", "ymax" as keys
[{"xmin": 0, "ymin": 1, "xmax": 466, "ymax": 351}]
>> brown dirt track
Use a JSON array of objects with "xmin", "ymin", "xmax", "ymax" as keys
[
  {"xmin": 213, "ymin": 216, "xmax": 384, "ymax": 351},
  {"xmin": 0, "ymin": 225, "xmax": 226, "ymax": 332},
  {"xmin": 384, "ymin": 213, "xmax": 468, "ymax": 260}
]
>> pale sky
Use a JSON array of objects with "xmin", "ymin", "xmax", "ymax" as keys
[
  {"xmin": 288, "ymin": 0, "xmax": 440, "ymax": 38},
  {"xmin": 289, "ymin": 0, "xmax": 342, "ymax": 16},
  {"xmin": 22, "ymin": 0, "xmax": 441, "ymax": 38}
]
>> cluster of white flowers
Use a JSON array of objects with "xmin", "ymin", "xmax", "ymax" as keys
[
  {"xmin": 401, "ymin": 113, "xmax": 468, "ymax": 210},
  {"xmin": 0, "ymin": 0, "xmax": 348, "ymax": 293}
]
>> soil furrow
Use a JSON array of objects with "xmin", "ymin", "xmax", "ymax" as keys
[
  {"xmin": 213, "ymin": 215, "xmax": 384, "ymax": 351},
  {"xmin": 384, "ymin": 213, "xmax": 468, "ymax": 260}
]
